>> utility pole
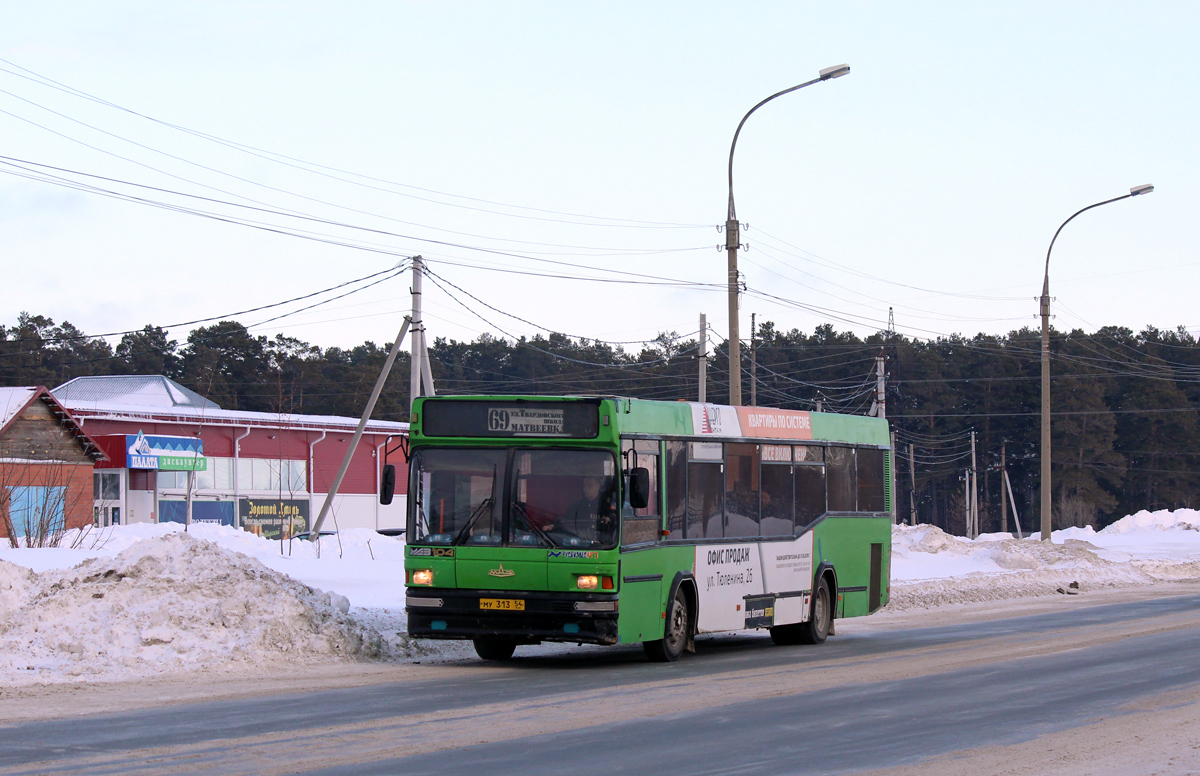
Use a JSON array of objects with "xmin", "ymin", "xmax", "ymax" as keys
[
  {"xmin": 870, "ymin": 352, "xmax": 887, "ymax": 418},
  {"xmin": 890, "ymin": 430, "xmax": 897, "ymax": 523},
  {"xmin": 963, "ymin": 470, "xmax": 970, "ymax": 538},
  {"xmin": 1039, "ymin": 185, "xmax": 1154, "ymax": 543},
  {"xmin": 970, "ymin": 431, "xmax": 978, "ymax": 538},
  {"xmin": 725, "ymin": 216, "xmax": 742, "ymax": 406},
  {"xmin": 698, "ymin": 313, "xmax": 707, "ymax": 403},
  {"xmin": 1000, "ymin": 441, "xmax": 1008, "ymax": 534},
  {"xmin": 722, "ymin": 66, "xmax": 851, "ymax": 406},
  {"xmin": 908, "ymin": 442, "xmax": 917, "ymax": 526},
  {"xmin": 750, "ymin": 313, "xmax": 757, "ymax": 407},
  {"xmin": 408, "ymin": 255, "xmax": 435, "ymax": 408},
  {"xmin": 410, "ymin": 255, "xmax": 425, "ymax": 413}
]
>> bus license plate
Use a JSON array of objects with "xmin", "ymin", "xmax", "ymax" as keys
[{"xmin": 480, "ymin": 598, "xmax": 525, "ymax": 611}]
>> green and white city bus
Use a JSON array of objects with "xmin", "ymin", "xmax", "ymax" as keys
[{"xmin": 400, "ymin": 396, "xmax": 893, "ymax": 662}]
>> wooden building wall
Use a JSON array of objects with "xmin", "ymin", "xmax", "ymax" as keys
[{"xmin": 0, "ymin": 399, "xmax": 95, "ymax": 539}]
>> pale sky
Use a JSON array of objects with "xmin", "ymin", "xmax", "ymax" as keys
[{"xmin": 1, "ymin": 2, "xmax": 1196, "ymax": 356}]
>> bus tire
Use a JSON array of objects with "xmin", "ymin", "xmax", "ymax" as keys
[
  {"xmin": 473, "ymin": 637, "xmax": 517, "ymax": 661},
  {"xmin": 798, "ymin": 576, "xmax": 832, "ymax": 645},
  {"xmin": 770, "ymin": 576, "xmax": 831, "ymax": 646},
  {"xmin": 644, "ymin": 587, "xmax": 690, "ymax": 662}
]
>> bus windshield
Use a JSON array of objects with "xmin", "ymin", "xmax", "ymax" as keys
[
  {"xmin": 409, "ymin": 447, "xmax": 618, "ymax": 549},
  {"xmin": 511, "ymin": 449, "xmax": 617, "ymax": 549},
  {"xmin": 411, "ymin": 448, "xmax": 505, "ymax": 545}
]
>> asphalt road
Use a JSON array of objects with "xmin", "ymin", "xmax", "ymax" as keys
[{"xmin": 3, "ymin": 593, "xmax": 1200, "ymax": 775}]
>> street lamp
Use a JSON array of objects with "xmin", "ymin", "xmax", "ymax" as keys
[
  {"xmin": 724, "ymin": 64, "xmax": 850, "ymax": 406},
  {"xmin": 1039, "ymin": 183, "xmax": 1154, "ymax": 541}
]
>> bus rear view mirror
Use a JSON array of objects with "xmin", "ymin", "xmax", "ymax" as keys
[
  {"xmin": 628, "ymin": 467, "xmax": 650, "ymax": 510},
  {"xmin": 380, "ymin": 464, "xmax": 396, "ymax": 505}
]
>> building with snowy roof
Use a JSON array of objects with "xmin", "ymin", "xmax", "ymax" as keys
[
  {"xmin": 51, "ymin": 375, "xmax": 408, "ymax": 536},
  {"xmin": 0, "ymin": 386, "xmax": 106, "ymax": 544}
]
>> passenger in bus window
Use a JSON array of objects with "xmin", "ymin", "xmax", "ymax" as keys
[{"xmin": 548, "ymin": 476, "xmax": 615, "ymax": 542}]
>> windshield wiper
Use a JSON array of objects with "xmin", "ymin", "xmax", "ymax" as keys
[
  {"xmin": 453, "ymin": 497, "xmax": 496, "ymax": 546},
  {"xmin": 511, "ymin": 501, "xmax": 553, "ymax": 548}
]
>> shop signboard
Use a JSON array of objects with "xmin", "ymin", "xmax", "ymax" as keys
[
  {"xmin": 239, "ymin": 498, "xmax": 310, "ymax": 540},
  {"xmin": 125, "ymin": 431, "xmax": 206, "ymax": 471}
]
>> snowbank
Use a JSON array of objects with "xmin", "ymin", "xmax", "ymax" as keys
[
  {"xmin": 0, "ymin": 532, "xmax": 390, "ymax": 686},
  {"xmin": 888, "ymin": 508, "xmax": 1200, "ymax": 610},
  {"xmin": 3, "ymin": 507, "xmax": 1200, "ymax": 685}
]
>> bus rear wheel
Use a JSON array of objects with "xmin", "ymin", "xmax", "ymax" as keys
[
  {"xmin": 473, "ymin": 637, "xmax": 518, "ymax": 661},
  {"xmin": 770, "ymin": 577, "xmax": 831, "ymax": 646},
  {"xmin": 644, "ymin": 587, "xmax": 690, "ymax": 662}
]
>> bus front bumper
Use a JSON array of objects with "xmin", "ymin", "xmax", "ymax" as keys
[{"xmin": 406, "ymin": 588, "xmax": 619, "ymax": 645}]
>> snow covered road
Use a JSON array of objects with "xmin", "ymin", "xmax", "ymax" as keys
[{"xmin": 2, "ymin": 585, "xmax": 1199, "ymax": 775}]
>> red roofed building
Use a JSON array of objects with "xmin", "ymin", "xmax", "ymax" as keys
[{"xmin": 51, "ymin": 375, "xmax": 408, "ymax": 538}]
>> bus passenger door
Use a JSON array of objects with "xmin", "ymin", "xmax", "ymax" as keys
[{"xmin": 617, "ymin": 440, "xmax": 665, "ymax": 644}]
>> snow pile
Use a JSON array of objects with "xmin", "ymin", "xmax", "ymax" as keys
[
  {"xmin": 1101, "ymin": 508, "xmax": 1200, "ymax": 534},
  {"xmin": 889, "ymin": 509, "xmax": 1200, "ymax": 611},
  {"xmin": 0, "ymin": 533, "xmax": 387, "ymax": 685}
]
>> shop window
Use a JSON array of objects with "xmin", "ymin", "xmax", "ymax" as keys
[
  {"xmin": 93, "ymin": 472, "xmax": 120, "ymax": 501},
  {"xmin": 827, "ymin": 446, "xmax": 856, "ymax": 512},
  {"xmin": 288, "ymin": 460, "xmax": 307, "ymax": 492},
  {"xmin": 857, "ymin": 448, "xmax": 886, "ymax": 512},
  {"xmin": 159, "ymin": 500, "xmax": 235, "ymax": 526},
  {"xmin": 157, "ymin": 471, "xmax": 186, "ymax": 490},
  {"xmin": 724, "ymin": 443, "xmax": 760, "ymax": 537}
]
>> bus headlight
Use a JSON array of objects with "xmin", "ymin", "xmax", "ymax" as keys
[
  {"xmin": 576, "ymin": 574, "xmax": 599, "ymax": 590},
  {"xmin": 412, "ymin": 569, "xmax": 434, "ymax": 586}
]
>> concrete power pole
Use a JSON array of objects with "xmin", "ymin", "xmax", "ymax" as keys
[
  {"xmin": 726, "ymin": 217, "xmax": 742, "ymax": 406},
  {"xmin": 970, "ymin": 431, "xmax": 978, "ymax": 538},
  {"xmin": 869, "ymin": 352, "xmax": 886, "ymax": 418},
  {"xmin": 699, "ymin": 313, "xmax": 707, "ymax": 403},
  {"xmin": 890, "ymin": 430, "xmax": 897, "ymax": 523},
  {"xmin": 1000, "ymin": 441, "xmax": 1008, "ymax": 534},
  {"xmin": 908, "ymin": 442, "xmax": 917, "ymax": 526},
  {"xmin": 409, "ymin": 255, "xmax": 435, "ymax": 411},
  {"xmin": 963, "ymin": 471, "xmax": 970, "ymax": 538},
  {"xmin": 410, "ymin": 255, "xmax": 424, "ymax": 413}
]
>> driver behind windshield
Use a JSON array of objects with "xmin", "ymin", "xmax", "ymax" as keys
[{"xmin": 545, "ymin": 475, "xmax": 615, "ymax": 543}]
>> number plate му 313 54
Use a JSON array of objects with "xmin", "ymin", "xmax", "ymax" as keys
[{"xmin": 479, "ymin": 598, "xmax": 525, "ymax": 611}]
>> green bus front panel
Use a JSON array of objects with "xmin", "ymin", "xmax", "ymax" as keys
[{"xmin": 812, "ymin": 516, "xmax": 892, "ymax": 617}]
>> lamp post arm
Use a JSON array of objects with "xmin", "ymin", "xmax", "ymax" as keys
[
  {"xmin": 1043, "ymin": 193, "xmax": 1132, "ymax": 281},
  {"xmin": 727, "ymin": 76, "xmax": 822, "ymax": 221}
]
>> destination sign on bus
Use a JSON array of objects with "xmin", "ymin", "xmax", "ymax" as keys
[
  {"xmin": 487, "ymin": 407, "xmax": 564, "ymax": 435},
  {"xmin": 421, "ymin": 399, "xmax": 600, "ymax": 438}
]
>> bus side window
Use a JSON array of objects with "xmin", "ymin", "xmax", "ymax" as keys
[
  {"xmin": 724, "ymin": 443, "xmax": 760, "ymax": 537},
  {"xmin": 760, "ymin": 445, "xmax": 794, "ymax": 537},
  {"xmin": 827, "ymin": 446, "xmax": 856, "ymax": 512},
  {"xmin": 665, "ymin": 440, "xmax": 686, "ymax": 540},
  {"xmin": 857, "ymin": 448, "xmax": 886, "ymax": 512},
  {"xmin": 795, "ymin": 463, "xmax": 826, "ymax": 530},
  {"xmin": 687, "ymin": 441, "xmax": 724, "ymax": 539},
  {"xmin": 621, "ymin": 439, "xmax": 661, "ymax": 547}
]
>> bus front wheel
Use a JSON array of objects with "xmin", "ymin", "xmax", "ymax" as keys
[
  {"xmin": 770, "ymin": 576, "xmax": 831, "ymax": 646},
  {"xmin": 644, "ymin": 587, "xmax": 690, "ymax": 662},
  {"xmin": 474, "ymin": 637, "xmax": 518, "ymax": 661}
]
